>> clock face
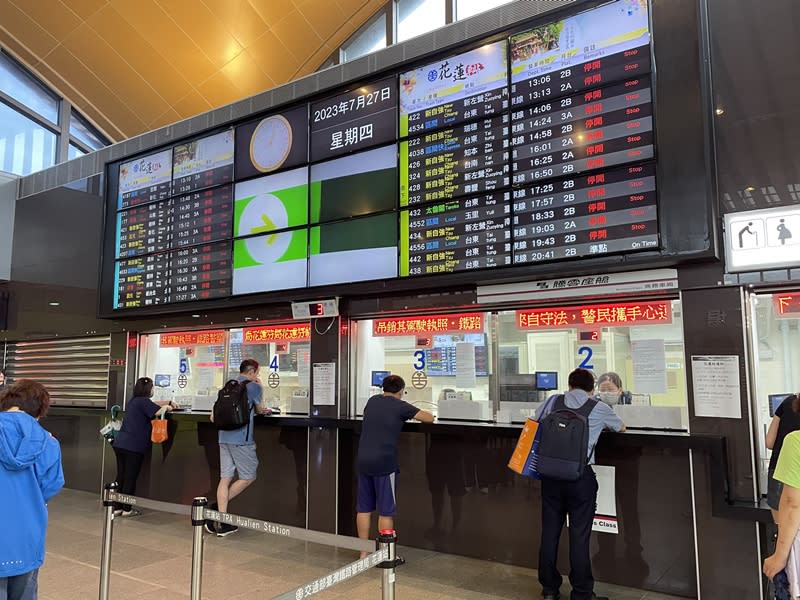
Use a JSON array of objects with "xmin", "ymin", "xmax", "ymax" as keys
[{"xmin": 250, "ymin": 115, "xmax": 293, "ymax": 173}]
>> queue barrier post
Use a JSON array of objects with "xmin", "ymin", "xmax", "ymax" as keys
[
  {"xmin": 189, "ymin": 497, "xmax": 207, "ymax": 600},
  {"xmin": 98, "ymin": 482, "xmax": 118, "ymax": 600},
  {"xmin": 377, "ymin": 529, "xmax": 402, "ymax": 600}
]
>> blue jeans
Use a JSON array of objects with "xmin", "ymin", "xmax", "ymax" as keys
[{"xmin": 0, "ymin": 569, "xmax": 38, "ymax": 600}]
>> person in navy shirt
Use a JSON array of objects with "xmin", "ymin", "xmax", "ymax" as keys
[
  {"xmin": 112, "ymin": 377, "xmax": 175, "ymax": 516},
  {"xmin": 356, "ymin": 375, "xmax": 434, "ymax": 556}
]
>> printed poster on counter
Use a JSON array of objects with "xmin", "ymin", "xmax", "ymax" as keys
[
  {"xmin": 455, "ymin": 342, "xmax": 477, "ymax": 388},
  {"xmin": 312, "ymin": 362, "xmax": 336, "ymax": 406},
  {"xmin": 631, "ymin": 339, "xmax": 667, "ymax": 393}
]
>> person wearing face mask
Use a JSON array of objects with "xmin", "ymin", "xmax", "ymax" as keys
[{"xmin": 595, "ymin": 372, "xmax": 632, "ymax": 406}]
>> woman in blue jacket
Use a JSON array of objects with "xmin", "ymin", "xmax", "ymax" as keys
[
  {"xmin": 112, "ymin": 377, "xmax": 175, "ymax": 516},
  {"xmin": 0, "ymin": 380, "xmax": 64, "ymax": 600}
]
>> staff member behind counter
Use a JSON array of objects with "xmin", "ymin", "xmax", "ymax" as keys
[{"xmin": 595, "ymin": 372, "xmax": 632, "ymax": 406}]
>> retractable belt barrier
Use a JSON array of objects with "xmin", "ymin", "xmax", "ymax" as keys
[{"xmin": 98, "ymin": 482, "xmax": 402, "ymax": 600}]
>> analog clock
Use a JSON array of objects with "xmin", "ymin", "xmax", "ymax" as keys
[{"xmin": 250, "ymin": 115, "xmax": 293, "ymax": 173}]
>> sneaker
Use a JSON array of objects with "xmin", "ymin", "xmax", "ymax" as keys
[
  {"xmin": 113, "ymin": 509, "xmax": 123, "ymax": 517},
  {"xmin": 542, "ymin": 593, "xmax": 560, "ymax": 600},
  {"xmin": 121, "ymin": 509, "xmax": 141, "ymax": 517},
  {"xmin": 216, "ymin": 523, "xmax": 238, "ymax": 537},
  {"xmin": 591, "ymin": 595, "xmax": 610, "ymax": 600},
  {"xmin": 204, "ymin": 521, "xmax": 217, "ymax": 534}
]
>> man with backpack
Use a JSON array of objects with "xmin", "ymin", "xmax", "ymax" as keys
[
  {"xmin": 206, "ymin": 358, "xmax": 269, "ymax": 537},
  {"xmin": 535, "ymin": 368, "xmax": 625, "ymax": 600}
]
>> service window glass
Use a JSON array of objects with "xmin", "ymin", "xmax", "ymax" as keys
[
  {"xmin": 138, "ymin": 330, "xmax": 228, "ymax": 411},
  {"xmin": 749, "ymin": 292, "xmax": 800, "ymax": 493},
  {"xmin": 351, "ymin": 312, "xmax": 493, "ymax": 420},
  {"xmin": 229, "ymin": 324, "xmax": 311, "ymax": 415},
  {"xmin": 496, "ymin": 299, "xmax": 689, "ymax": 430}
]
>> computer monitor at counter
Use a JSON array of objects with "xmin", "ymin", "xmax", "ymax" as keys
[{"xmin": 769, "ymin": 393, "xmax": 795, "ymax": 417}]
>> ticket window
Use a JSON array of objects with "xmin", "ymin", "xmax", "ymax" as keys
[
  {"xmin": 351, "ymin": 313, "xmax": 493, "ymax": 421},
  {"xmin": 138, "ymin": 330, "xmax": 228, "ymax": 411},
  {"xmin": 496, "ymin": 299, "xmax": 689, "ymax": 430},
  {"xmin": 749, "ymin": 292, "xmax": 800, "ymax": 491},
  {"xmin": 229, "ymin": 324, "xmax": 312, "ymax": 415}
]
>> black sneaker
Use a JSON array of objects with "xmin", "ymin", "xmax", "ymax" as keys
[
  {"xmin": 542, "ymin": 593, "xmax": 560, "ymax": 600},
  {"xmin": 216, "ymin": 523, "xmax": 238, "ymax": 537},
  {"xmin": 204, "ymin": 520, "xmax": 217, "ymax": 534}
]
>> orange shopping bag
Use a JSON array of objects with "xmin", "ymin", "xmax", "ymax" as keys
[
  {"xmin": 151, "ymin": 412, "xmax": 168, "ymax": 444},
  {"xmin": 507, "ymin": 417, "xmax": 542, "ymax": 479}
]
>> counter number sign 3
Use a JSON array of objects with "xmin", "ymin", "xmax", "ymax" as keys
[{"xmin": 412, "ymin": 350, "xmax": 428, "ymax": 389}]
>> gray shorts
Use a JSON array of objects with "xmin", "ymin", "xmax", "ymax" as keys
[
  {"xmin": 768, "ymin": 469, "xmax": 784, "ymax": 510},
  {"xmin": 220, "ymin": 443, "xmax": 258, "ymax": 480}
]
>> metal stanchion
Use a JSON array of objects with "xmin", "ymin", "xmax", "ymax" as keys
[
  {"xmin": 377, "ymin": 529, "xmax": 401, "ymax": 600},
  {"xmin": 189, "ymin": 497, "xmax": 207, "ymax": 600},
  {"xmin": 98, "ymin": 482, "xmax": 118, "ymax": 600}
]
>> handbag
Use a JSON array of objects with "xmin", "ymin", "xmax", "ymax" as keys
[
  {"xmin": 99, "ymin": 405, "xmax": 122, "ymax": 444},
  {"xmin": 507, "ymin": 396, "xmax": 556, "ymax": 479},
  {"xmin": 151, "ymin": 410, "xmax": 168, "ymax": 444}
]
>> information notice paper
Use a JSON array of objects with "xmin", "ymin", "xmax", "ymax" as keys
[{"xmin": 690, "ymin": 355, "xmax": 741, "ymax": 419}]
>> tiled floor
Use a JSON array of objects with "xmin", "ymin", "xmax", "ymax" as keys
[{"xmin": 39, "ymin": 489, "xmax": 689, "ymax": 599}]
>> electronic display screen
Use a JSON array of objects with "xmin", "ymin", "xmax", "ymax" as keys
[
  {"xmin": 235, "ymin": 106, "xmax": 309, "ymax": 179},
  {"xmin": 116, "ymin": 184, "xmax": 234, "ymax": 258},
  {"xmin": 372, "ymin": 370, "xmax": 391, "ymax": 386},
  {"xmin": 172, "ymin": 129, "xmax": 234, "ymax": 195},
  {"xmin": 535, "ymin": 371, "xmax": 558, "ymax": 390},
  {"xmin": 400, "ymin": 192, "xmax": 512, "ymax": 276},
  {"xmin": 232, "ymin": 228, "xmax": 308, "ymax": 295},
  {"xmin": 399, "ymin": 41, "xmax": 509, "ymax": 137},
  {"xmin": 101, "ymin": 0, "xmax": 663, "ymax": 315},
  {"xmin": 118, "ymin": 149, "xmax": 172, "ymax": 209},
  {"xmin": 310, "ymin": 77, "xmax": 397, "ymax": 161},
  {"xmin": 310, "ymin": 145, "xmax": 397, "ymax": 223},
  {"xmin": 114, "ymin": 241, "xmax": 232, "ymax": 309},
  {"xmin": 309, "ymin": 213, "xmax": 398, "ymax": 286},
  {"xmin": 769, "ymin": 393, "xmax": 793, "ymax": 417},
  {"xmin": 425, "ymin": 334, "xmax": 488, "ymax": 377},
  {"xmin": 510, "ymin": 0, "xmax": 650, "ymax": 103},
  {"xmin": 400, "ymin": 114, "xmax": 511, "ymax": 205}
]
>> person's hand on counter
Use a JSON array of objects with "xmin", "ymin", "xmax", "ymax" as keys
[{"xmin": 413, "ymin": 409, "xmax": 435, "ymax": 423}]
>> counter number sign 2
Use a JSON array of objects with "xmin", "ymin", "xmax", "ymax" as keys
[{"xmin": 577, "ymin": 346, "xmax": 594, "ymax": 370}]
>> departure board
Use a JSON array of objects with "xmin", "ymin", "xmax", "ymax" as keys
[
  {"xmin": 103, "ymin": 0, "xmax": 665, "ymax": 315},
  {"xmin": 116, "ymin": 185, "xmax": 233, "ymax": 258},
  {"xmin": 400, "ymin": 192, "xmax": 512, "ymax": 276},
  {"xmin": 172, "ymin": 130, "xmax": 234, "ymax": 195},
  {"xmin": 400, "ymin": 115, "xmax": 511, "ymax": 205},
  {"xmin": 115, "ymin": 242, "xmax": 232, "ymax": 309}
]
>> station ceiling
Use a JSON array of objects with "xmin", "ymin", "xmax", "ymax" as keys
[{"xmin": 0, "ymin": 0, "xmax": 385, "ymax": 141}]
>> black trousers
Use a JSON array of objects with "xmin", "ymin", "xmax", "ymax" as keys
[
  {"xmin": 113, "ymin": 447, "xmax": 145, "ymax": 511},
  {"xmin": 539, "ymin": 467, "xmax": 599, "ymax": 600}
]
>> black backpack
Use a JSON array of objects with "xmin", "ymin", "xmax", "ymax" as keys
[
  {"xmin": 213, "ymin": 380, "xmax": 252, "ymax": 433},
  {"xmin": 536, "ymin": 395, "xmax": 598, "ymax": 481}
]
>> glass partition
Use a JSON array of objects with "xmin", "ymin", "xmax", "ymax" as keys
[
  {"xmin": 138, "ymin": 322, "xmax": 311, "ymax": 414},
  {"xmin": 351, "ymin": 300, "xmax": 689, "ymax": 429},
  {"xmin": 351, "ymin": 313, "xmax": 493, "ymax": 420},
  {"xmin": 749, "ymin": 292, "xmax": 800, "ymax": 493}
]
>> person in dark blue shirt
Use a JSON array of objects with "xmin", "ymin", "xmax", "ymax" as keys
[
  {"xmin": 112, "ymin": 377, "xmax": 175, "ymax": 516},
  {"xmin": 356, "ymin": 375, "xmax": 433, "ymax": 555}
]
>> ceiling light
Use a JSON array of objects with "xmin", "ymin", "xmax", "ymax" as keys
[
  {"xmin": 715, "ymin": 107, "xmax": 724, "ymax": 116},
  {"xmin": 192, "ymin": 314, "xmax": 201, "ymax": 318},
  {"xmin": 48, "ymin": 301, "xmax": 60, "ymax": 306},
  {"xmin": 745, "ymin": 186, "xmax": 756, "ymax": 193}
]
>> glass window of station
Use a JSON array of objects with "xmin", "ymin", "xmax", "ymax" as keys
[
  {"xmin": 749, "ymin": 292, "xmax": 800, "ymax": 492},
  {"xmin": 137, "ymin": 323, "xmax": 311, "ymax": 414},
  {"xmin": 351, "ymin": 300, "xmax": 689, "ymax": 430}
]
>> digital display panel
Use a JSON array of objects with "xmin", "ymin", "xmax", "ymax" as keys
[
  {"xmin": 102, "ymin": 0, "xmax": 664, "ymax": 315},
  {"xmin": 511, "ymin": 163, "xmax": 658, "ymax": 263},
  {"xmin": 310, "ymin": 77, "xmax": 397, "ymax": 161},
  {"xmin": 510, "ymin": 0, "xmax": 650, "ymax": 101},
  {"xmin": 425, "ymin": 334, "xmax": 489, "ymax": 377},
  {"xmin": 400, "ymin": 192, "xmax": 512, "ymax": 276},
  {"xmin": 399, "ymin": 41, "xmax": 509, "ymax": 137},
  {"xmin": 235, "ymin": 106, "xmax": 309, "ymax": 179},
  {"xmin": 116, "ymin": 184, "xmax": 234, "ymax": 258},
  {"xmin": 172, "ymin": 129, "xmax": 234, "ymax": 195},
  {"xmin": 114, "ymin": 241, "xmax": 232, "ymax": 309},
  {"xmin": 310, "ymin": 145, "xmax": 397, "ymax": 223},
  {"xmin": 309, "ymin": 213, "xmax": 398, "ymax": 286},
  {"xmin": 118, "ymin": 149, "xmax": 172, "ymax": 209},
  {"xmin": 400, "ymin": 114, "xmax": 511, "ymax": 205},
  {"xmin": 232, "ymin": 228, "xmax": 308, "ymax": 295}
]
